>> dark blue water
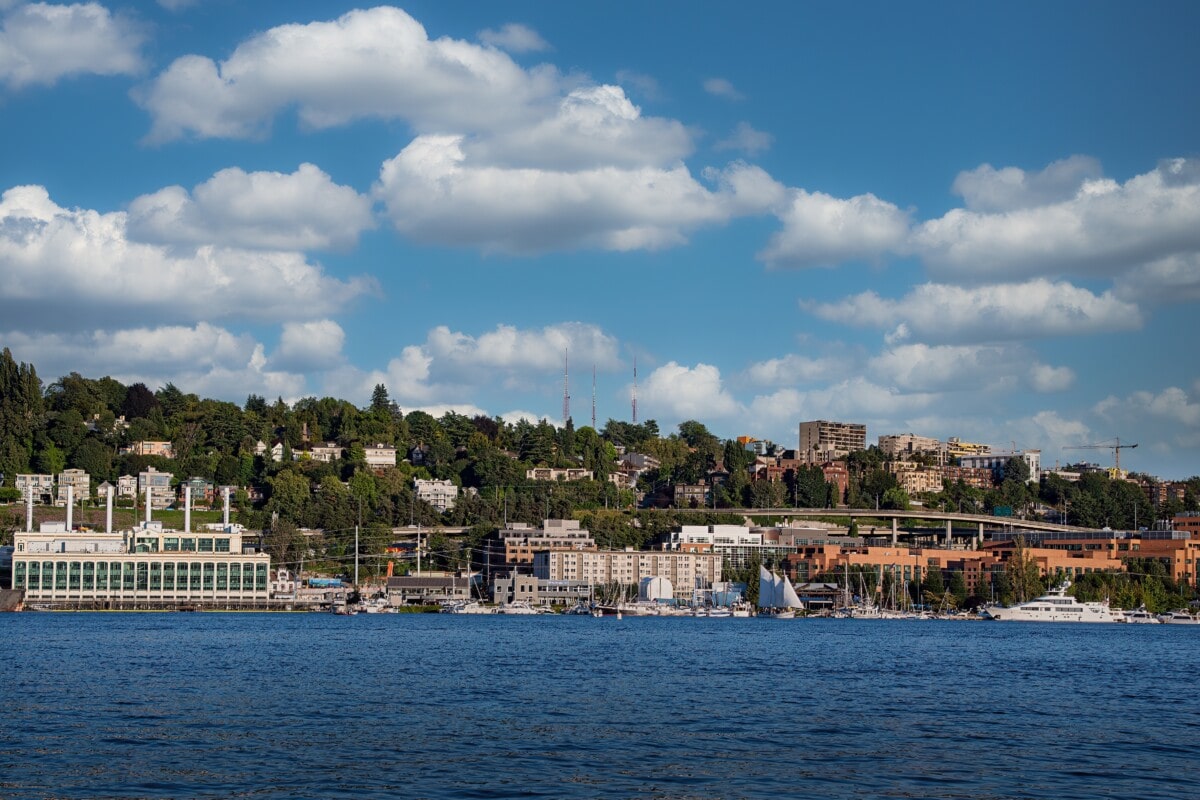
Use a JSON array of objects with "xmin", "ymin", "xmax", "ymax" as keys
[{"xmin": 1, "ymin": 614, "xmax": 1196, "ymax": 800}]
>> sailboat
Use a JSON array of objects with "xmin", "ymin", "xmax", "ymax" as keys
[{"xmin": 758, "ymin": 565, "xmax": 804, "ymax": 619}]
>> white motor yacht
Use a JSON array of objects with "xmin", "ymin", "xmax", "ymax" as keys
[
  {"xmin": 1156, "ymin": 610, "xmax": 1200, "ymax": 625},
  {"xmin": 1120, "ymin": 605, "xmax": 1160, "ymax": 624},
  {"xmin": 982, "ymin": 581, "xmax": 1118, "ymax": 623}
]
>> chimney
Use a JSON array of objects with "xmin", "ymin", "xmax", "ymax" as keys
[
  {"xmin": 105, "ymin": 484, "xmax": 113, "ymax": 534},
  {"xmin": 66, "ymin": 485, "xmax": 74, "ymax": 532},
  {"xmin": 145, "ymin": 485, "xmax": 152, "ymax": 525},
  {"xmin": 223, "ymin": 487, "xmax": 231, "ymax": 529},
  {"xmin": 26, "ymin": 486, "xmax": 34, "ymax": 531},
  {"xmin": 184, "ymin": 486, "xmax": 192, "ymax": 533}
]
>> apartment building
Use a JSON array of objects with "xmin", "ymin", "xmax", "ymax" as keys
[
  {"xmin": 799, "ymin": 420, "xmax": 866, "ymax": 462},
  {"xmin": 533, "ymin": 549, "xmax": 721, "ymax": 601}
]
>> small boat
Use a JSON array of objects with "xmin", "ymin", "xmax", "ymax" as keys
[
  {"xmin": 441, "ymin": 601, "xmax": 496, "ymax": 614},
  {"xmin": 1120, "ymin": 605, "xmax": 1160, "ymax": 624},
  {"xmin": 981, "ymin": 581, "xmax": 1118, "ymax": 623},
  {"xmin": 497, "ymin": 601, "xmax": 539, "ymax": 615},
  {"xmin": 1156, "ymin": 610, "xmax": 1200, "ymax": 625}
]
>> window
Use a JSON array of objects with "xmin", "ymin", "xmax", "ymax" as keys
[
  {"xmin": 215, "ymin": 538, "xmax": 230, "ymax": 553},
  {"xmin": 229, "ymin": 565, "xmax": 241, "ymax": 591},
  {"xmin": 202, "ymin": 564, "xmax": 214, "ymax": 591},
  {"xmin": 216, "ymin": 564, "xmax": 228, "ymax": 591},
  {"xmin": 122, "ymin": 562, "xmax": 135, "ymax": 591},
  {"xmin": 14, "ymin": 562, "xmax": 26, "ymax": 589},
  {"xmin": 255, "ymin": 564, "xmax": 267, "ymax": 591},
  {"xmin": 69, "ymin": 562, "xmax": 81, "ymax": 591},
  {"xmin": 137, "ymin": 563, "xmax": 148, "ymax": 591},
  {"xmin": 199, "ymin": 538, "xmax": 214, "ymax": 553},
  {"xmin": 189, "ymin": 564, "xmax": 201, "ymax": 592},
  {"xmin": 82, "ymin": 561, "xmax": 95, "ymax": 591},
  {"xmin": 150, "ymin": 563, "xmax": 162, "ymax": 591},
  {"xmin": 182, "ymin": 538, "xmax": 196, "ymax": 552},
  {"xmin": 55, "ymin": 562, "xmax": 68, "ymax": 591},
  {"xmin": 163, "ymin": 563, "xmax": 175, "ymax": 591},
  {"xmin": 164, "ymin": 538, "xmax": 180, "ymax": 552}
]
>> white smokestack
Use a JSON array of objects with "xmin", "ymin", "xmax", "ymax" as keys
[
  {"xmin": 106, "ymin": 484, "xmax": 113, "ymax": 534},
  {"xmin": 145, "ymin": 486, "xmax": 152, "ymax": 524},
  {"xmin": 223, "ymin": 487, "xmax": 231, "ymax": 528},
  {"xmin": 66, "ymin": 485, "xmax": 74, "ymax": 532},
  {"xmin": 184, "ymin": 486, "xmax": 191, "ymax": 533},
  {"xmin": 26, "ymin": 487, "xmax": 33, "ymax": 531}
]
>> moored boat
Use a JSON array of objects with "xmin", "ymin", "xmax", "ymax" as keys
[{"xmin": 982, "ymin": 581, "xmax": 1118, "ymax": 623}]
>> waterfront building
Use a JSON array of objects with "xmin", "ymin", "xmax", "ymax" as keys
[
  {"xmin": 414, "ymin": 478, "xmax": 459, "ymax": 512},
  {"xmin": 486, "ymin": 519, "xmax": 596, "ymax": 577},
  {"xmin": 799, "ymin": 420, "xmax": 866, "ymax": 463},
  {"xmin": 664, "ymin": 524, "xmax": 796, "ymax": 570},
  {"xmin": 385, "ymin": 573, "xmax": 470, "ymax": 604},
  {"xmin": 11, "ymin": 524, "xmax": 270, "ymax": 608},
  {"xmin": 533, "ymin": 549, "xmax": 721, "ymax": 601}
]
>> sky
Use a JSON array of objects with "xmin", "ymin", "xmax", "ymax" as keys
[{"xmin": 1, "ymin": 1, "xmax": 1199, "ymax": 479}]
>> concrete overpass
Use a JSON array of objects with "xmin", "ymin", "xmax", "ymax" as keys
[{"xmin": 669, "ymin": 506, "xmax": 1097, "ymax": 546}]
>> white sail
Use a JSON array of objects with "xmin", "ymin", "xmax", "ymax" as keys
[
  {"xmin": 779, "ymin": 575, "xmax": 804, "ymax": 609},
  {"xmin": 757, "ymin": 565, "xmax": 777, "ymax": 609}
]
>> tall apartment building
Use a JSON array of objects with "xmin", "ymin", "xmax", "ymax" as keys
[
  {"xmin": 878, "ymin": 433, "xmax": 947, "ymax": 463},
  {"xmin": 413, "ymin": 478, "xmax": 458, "ymax": 512},
  {"xmin": 56, "ymin": 469, "xmax": 91, "ymax": 504},
  {"xmin": 486, "ymin": 519, "xmax": 596, "ymax": 577},
  {"xmin": 798, "ymin": 420, "xmax": 866, "ymax": 462},
  {"xmin": 533, "ymin": 549, "xmax": 721, "ymax": 601}
]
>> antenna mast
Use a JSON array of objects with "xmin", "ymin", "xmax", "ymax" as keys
[
  {"xmin": 632, "ymin": 357, "xmax": 638, "ymax": 424},
  {"xmin": 562, "ymin": 348, "xmax": 570, "ymax": 424},
  {"xmin": 591, "ymin": 365, "xmax": 597, "ymax": 430}
]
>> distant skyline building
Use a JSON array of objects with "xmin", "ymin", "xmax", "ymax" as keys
[{"xmin": 799, "ymin": 420, "xmax": 866, "ymax": 463}]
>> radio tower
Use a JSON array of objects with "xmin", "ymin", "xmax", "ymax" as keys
[
  {"xmin": 562, "ymin": 348, "xmax": 571, "ymax": 424},
  {"xmin": 631, "ymin": 357, "xmax": 638, "ymax": 424},
  {"xmin": 591, "ymin": 365, "xmax": 597, "ymax": 430}
]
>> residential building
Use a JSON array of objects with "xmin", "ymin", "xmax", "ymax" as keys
[
  {"xmin": 533, "ymin": 549, "xmax": 721, "ymax": 601},
  {"xmin": 138, "ymin": 467, "xmax": 174, "ymax": 509},
  {"xmin": 123, "ymin": 440, "xmax": 175, "ymax": 459},
  {"xmin": 298, "ymin": 442, "xmax": 343, "ymax": 463},
  {"xmin": 672, "ymin": 484, "xmax": 709, "ymax": 507},
  {"xmin": 526, "ymin": 467, "xmax": 594, "ymax": 481},
  {"xmin": 959, "ymin": 449, "xmax": 1042, "ymax": 484},
  {"xmin": 14, "ymin": 474, "xmax": 54, "ymax": 503},
  {"xmin": 117, "ymin": 474, "xmax": 138, "ymax": 498},
  {"xmin": 11, "ymin": 524, "xmax": 271, "ymax": 608},
  {"xmin": 663, "ymin": 524, "xmax": 795, "ymax": 570},
  {"xmin": 799, "ymin": 420, "xmax": 866, "ymax": 463},
  {"xmin": 486, "ymin": 519, "xmax": 596, "ymax": 577},
  {"xmin": 56, "ymin": 469, "xmax": 91, "ymax": 504},
  {"xmin": 178, "ymin": 477, "xmax": 215, "ymax": 506},
  {"xmin": 878, "ymin": 433, "xmax": 947, "ymax": 463},
  {"xmin": 946, "ymin": 437, "xmax": 991, "ymax": 458},
  {"xmin": 364, "ymin": 443, "xmax": 397, "ymax": 470},
  {"xmin": 414, "ymin": 478, "xmax": 459, "ymax": 512},
  {"xmin": 385, "ymin": 574, "xmax": 470, "ymax": 604}
]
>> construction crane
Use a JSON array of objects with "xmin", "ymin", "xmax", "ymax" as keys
[{"xmin": 1062, "ymin": 437, "xmax": 1138, "ymax": 473}]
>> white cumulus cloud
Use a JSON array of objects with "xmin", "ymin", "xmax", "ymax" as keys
[
  {"xmin": 1028, "ymin": 362, "xmax": 1075, "ymax": 393},
  {"xmin": 0, "ymin": 184, "xmax": 375, "ymax": 330},
  {"xmin": 760, "ymin": 188, "xmax": 911, "ymax": 268},
  {"xmin": 804, "ymin": 279, "xmax": 1141, "ymax": 343},
  {"xmin": 714, "ymin": 121, "xmax": 773, "ymax": 155},
  {"xmin": 274, "ymin": 320, "xmax": 346, "ymax": 371},
  {"xmin": 639, "ymin": 362, "xmax": 742, "ymax": 421},
  {"xmin": 951, "ymin": 155, "xmax": 1103, "ymax": 213},
  {"xmin": 127, "ymin": 164, "xmax": 374, "ymax": 251},
  {"xmin": 374, "ymin": 136, "xmax": 781, "ymax": 253},
  {"xmin": 703, "ymin": 77, "xmax": 742, "ymax": 100},
  {"xmin": 478, "ymin": 22, "xmax": 549, "ymax": 53},
  {"xmin": 0, "ymin": 1, "xmax": 144, "ymax": 88},
  {"xmin": 914, "ymin": 158, "xmax": 1200, "ymax": 282}
]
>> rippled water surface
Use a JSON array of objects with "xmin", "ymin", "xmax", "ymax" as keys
[{"xmin": 2, "ymin": 613, "xmax": 1197, "ymax": 799}]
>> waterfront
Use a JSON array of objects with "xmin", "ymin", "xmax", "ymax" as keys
[{"xmin": 2, "ymin": 614, "xmax": 1196, "ymax": 799}]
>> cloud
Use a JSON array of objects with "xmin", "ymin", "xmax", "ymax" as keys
[
  {"xmin": 746, "ymin": 378, "xmax": 939, "ymax": 430},
  {"xmin": 127, "ymin": 164, "xmax": 375, "ymax": 251},
  {"xmin": 0, "ymin": 1, "xmax": 144, "ymax": 88},
  {"xmin": 0, "ymin": 184, "xmax": 375, "ymax": 330},
  {"xmin": 615, "ymin": 69, "xmax": 661, "ymax": 102},
  {"xmin": 462, "ymin": 84, "xmax": 693, "ymax": 170},
  {"xmin": 867, "ymin": 343, "xmax": 1022, "ymax": 393},
  {"xmin": 1114, "ymin": 253, "xmax": 1200, "ymax": 305},
  {"xmin": 1028, "ymin": 362, "xmax": 1075, "ymax": 393},
  {"xmin": 914, "ymin": 158, "xmax": 1200, "ymax": 282},
  {"xmin": 714, "ymin": 121, "xmax": 773, "ymax": 155},
  {"xmin": 703, "ymin": 77, "xmax": 742, "ymax": 100},
  {"xmin": 374, "ymin": 136, "xmax": 782, "ymax": 253},
  {"xmin": 1, "ymin": 323, "xmax": 306, "ymax": 400},
  {"xmin": 760, "ymin": 188, "xmax": 911, "ymax": 268},
  {"xmin": 157, "ymin": 0, "xmax": 197, "ymax": 10},
  {"xmin": 744, "ymin": 353, "xmax": 849, "ymax": 387},
  {"xmin": 274, "ymin": 320, "xmax": 346, "ymax": 371},
  {"xmin": 804, "ymin": 279, "xmax": 1141, "ymax": 343},
  {"xmin": 1096, "ymin": 386, "xmax": 1200, "ymax": 428},
  {"xmin": 136, "ymin": 6, "xmax": 563, "ymax": 142},
  {"xmin": 478, "ymin": 22, "xmax": 549, "ymax": 53},
  {"xmin": 639, "ymin": 362, "xmax": 742, "ymax": 421},
  {"xmin": 327, "ymin": 322, "xmax": 621, "ymax": 410},
  {"xmin": 951, "ymin": 155, "xmax": 1103, "ymax": 213}
]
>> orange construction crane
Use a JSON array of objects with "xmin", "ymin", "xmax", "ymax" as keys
[{"xmin": 1062, "ymin": 437, "xmax": 1138, "ymax": 473}]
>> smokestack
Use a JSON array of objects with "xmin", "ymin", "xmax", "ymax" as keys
[
  {"xmin": 184, "ymin": 486, "xmax": 191, "ymax": 533},
  {"xmin": 26, "ymin": 486, "xmax": 33, "ymax": 531},
  {"xmin": 66, "ymin": 485, "xmax": 73, "ymax": 532},
  {"xmin": 145, "ymin": 486, "xmax": 152, "ymax": 525},
  {"xmin": 223, "ymin": 487, "xmax": 231, "ymax": 529},
  {"xmin": 106, "ymin": 484, "xmax": 113, "ymax": 534}
]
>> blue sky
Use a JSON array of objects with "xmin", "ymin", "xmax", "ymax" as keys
[{"xmin": 2, "ymin": 1, "xmax": 1199, "ymax": 478}]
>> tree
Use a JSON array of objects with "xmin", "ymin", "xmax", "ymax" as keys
[
  {"xmin": 120, "ymin": 383, "xmax": 159, "ymax": 419},
  {"xmin": 266, "ymin": 470, "xmax": 311, "ymax": 524},
  {"xmin": 34, "ymin": 442, "xmax": 66, "ymax": 476},
  {"xmin": 71, "ymin": 438, "xmax": 114, "ymax": 483}
]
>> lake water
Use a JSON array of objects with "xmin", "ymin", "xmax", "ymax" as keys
[{"xmin": 1, "ymin": 613, "xmax": 1196, "ymax": 799}]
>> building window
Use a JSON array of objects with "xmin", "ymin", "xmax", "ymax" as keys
[
  {"xmin": 189, "ymin": 564, "xmax": 202, "ymax": 592},
  {"xmin": 255, "ymin": 564, "xmax": 267, "ymax": 591},
  {"xmin": 150, "ymin": 562, "xmax": 162, "ymax": 591},
  {"xmin": 215, "ymin": 538, "xmax": 230, "ymax": 553},
  {"xmin": 55, "ymin": 562, "xmax": 68, "ymax": 591},
  {"xmin": 122, "ymin": 562, "xmax": 135, "ymax": 591},
  {"xmin": 182, "ymin": 538, "xmax": 196, "ymax": 552},
  {"xmin": 164, "ymin": 538, "xmax": 180, "ymax": 552},
  {"xmin": 137, "ymin": 563, "xmax": 148, "ymax": 591},
  {"xmin": 203, "ymin": 564, "xmax": 215, "ymax": 591},
  {"xmin": 229, "ymin": 565, "xmax": 241, "ymax": 591},
  {"xmin": 14, "ymin": 561, "xmax": 26, "ymax": 589},
  {"xmin": 82, "ymin": 561, "xmax": 95, "ymax": 591},
  {"xmin": 199, "ymin": 538, "xmax": 214, "ymax": 553},
  {"xmin": 216, "ymin": 563, "xmax": 228, "ymax": 591},
  {"xmin": 163, "ymin": 563, "xmax": 175, "ymax": 591}
]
